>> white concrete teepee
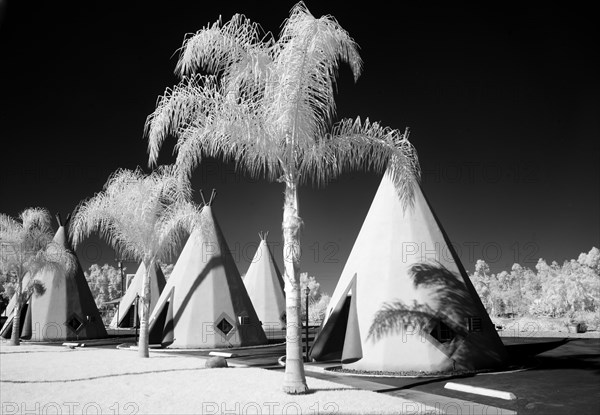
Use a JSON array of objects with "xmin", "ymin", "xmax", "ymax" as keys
[
  {"xmin": 148, "ymin": 204, "xmax": 267, "ymax": 348},
  {"xmin": 310, "ymin": 170, "xmax": 509, "ymax": 372},
  {"xmin": 109, "ymin": 262, "xmax": 166, "ymax": 328},
  {"xmin": 243, "ymin": 233, "xmax": 286, "ymax": 330},
  {"xmin": 1, "ymin": 214, "xmax": 107, "ymax": 341}
]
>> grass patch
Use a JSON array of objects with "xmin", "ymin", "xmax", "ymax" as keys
[
  {"xmin": 328, "ymin": 367, "xmax": 482, "ymax": 378},
  {"xmin": 493, "ymin": 314, "xmax": 600, "ymax": 334}
]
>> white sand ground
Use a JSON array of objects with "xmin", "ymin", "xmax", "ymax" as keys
[{"xmin": 0, "ymin": 342, "xmax": 439, "ymax": 414}]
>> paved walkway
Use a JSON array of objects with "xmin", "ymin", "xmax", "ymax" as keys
[
  {"xmin": 71, "ymin": 335, "xmax": 513, "ymax": 414},
  {"xmin": 145, "ymin": 342, "xmax": 517, "ymax": 414},
  {"xmin": 43, "ymin": 331, "xmax": 600, "ymax": 414}
]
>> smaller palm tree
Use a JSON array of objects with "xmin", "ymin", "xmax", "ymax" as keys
[
  {"xmin": 70, "ymin": 166, "xmax": 202, "ymax": 357},
  {"xmin": 0, "ymin": 208, "xmax": 76, "ymax": 346}
]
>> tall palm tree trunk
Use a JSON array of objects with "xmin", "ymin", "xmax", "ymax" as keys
[
  {"xmin": 282, "ymin": 182, "xmax": 308, "ymax": 394},
  {"xmin": 138, "ymin": 260, "xmax": 152, "ymax": 358}
]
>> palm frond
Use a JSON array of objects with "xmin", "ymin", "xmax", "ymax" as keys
[
  {"xmin": 146, "ymin": 2, "xmax": 419, "ymax": 200},
  {"xmin": 28, "ymin": 241, "xmax": 77, "ymax": 280},
  {"xmin": 70, "ymin": 188, "xmax": 114, "ymax": 249},
  {"xmin": 299, "ymin": 117, "xmax": 420, "ymax": 208},
  {"xmin": 146, "ymin": 75, "xmax": 222, "ymax": 166},
  {"xmin": 19, "ymin": 207, "xmax": 52, "ymax": 234},
  {"xmin": 176, "ymin": 13, "xmax": 273, "ymax": 89},
  {"xmin": 148, "ymin": 4, "xmax": 368, "ymax": 185},
  {"xmin": 268, "ymin": 1, "xmax": 362, "ymax": 153},
  {"xmin": 0, "ymin": 208, "xmax": 64, "ymax": 282},
  {"xmin": 174, "ymin": 106, "xmax": 285, "ymax": 182},
  {"xmin": 0, "ymin": 214, "xmax": 22, "ymax": 274},
  {"xmin": 147, "ymin": 73, "xmax": 285, "ymax": 181},
  {"xmin": 0, "ymin": 213, "xmax": 23, "ymax": 245},
  {"xmin": 155, "ymin": 201, "xmax": 203, "ymax": 262},
  {"xmin": 153, "ymin": 164, "xmax": 193, "ymax": 203},
  {"xmin": 70, "ymin": 166, "xmax": 200, "ymax": 266}
]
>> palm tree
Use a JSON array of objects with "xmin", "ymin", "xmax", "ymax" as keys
[
  {"xmin": 0, "ymin": 208, "xmax": 76, "ymax": 346},
  {"xmin": 145, "ymin": 2, "xmax": 419, "ymax": 393},
  {"xmin": 70, "ymin": 166, "xmax": 202, "ymax": 357}
]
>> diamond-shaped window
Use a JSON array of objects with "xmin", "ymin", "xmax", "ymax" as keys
[
  {"xmin": 66, "ymin": 314, "xmax": 85, "ymax": 333},
  {"xmin": 217, "ymin": 318, "xmax": 233, "ymax": 335},
  {"xmin": 430, "ymin": 321, "xmax": 455, "ymax": 344},
  {"xmin": 214, "ymin": 313, "xmax": 236, "ymax": 340}
]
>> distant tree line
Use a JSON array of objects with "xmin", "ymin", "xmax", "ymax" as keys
[
  {"xmin": 468, "ymin": 247, "xmax": 599, "ymax": 320},
  {"xmin": 299, "ymin": 272, "xmax": 331, "ymax": 325},
  {"xmin": 5, "ymin": 247, "xmax": 596, "ymax": 326},
  {"xmin": 1, "ymin": 262, "xmax": 331, "ymax": 326},
  {"xmin": 84, "ymin": 263, "xmax": 175, "ymax": 308},
  {"xmin": 85, "ymin": 264, "xmax": 122, "ymax": 307},
  {"xmin": 83, "ymin": 266, "xmax": 330, "ymax": 325}
]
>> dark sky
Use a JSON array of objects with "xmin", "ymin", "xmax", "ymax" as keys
[{"xmin": 1, "ymin": 1, "xmax": 598, "ymax": 294}]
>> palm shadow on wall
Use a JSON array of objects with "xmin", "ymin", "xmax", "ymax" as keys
[
  {"xmin": 150, "ymin": 256, "xmax": 220, "ymax": 346},
  {"xmin": 367, "ymin": 261, "xmax": 504, "ymax": 370},
  {"xmin": 368, "ymin": 262, "xmax": 474, "ymax": 340}
]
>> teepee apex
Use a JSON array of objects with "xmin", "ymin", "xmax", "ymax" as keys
[
  {"xmin": 199, "ymin": 189, "xmax": 217, "ymax": 206},
  {"xmin": 244, "ymin": 235, "xmax": 285, "ymax": 330},
  {"xmin": 110, "ymin": 262, "xmax": 166, "ymax": 328},
  {"xmin": 55, "ymin": 212, "xmax": 71, "ymax": 228}
]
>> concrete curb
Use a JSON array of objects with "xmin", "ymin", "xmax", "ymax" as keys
[
  {"xmin": 445, "ymin": 382, "xmax": 517, "ymax": 400},
  {"xmin": 388, "ymin": 389, "xmax": 517, "ymax": 415},
  {"xmin": 146, "ymin": 341, "xmax": 286, "ymax": 353},
  {"xmin": 303, "ymin": 367, "xmax": 517, "ymax": 415}
]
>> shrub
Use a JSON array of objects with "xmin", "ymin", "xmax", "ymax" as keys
[{"xmin": 576, "ymin": 322, "xmax": 588, "ymax": 333}]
